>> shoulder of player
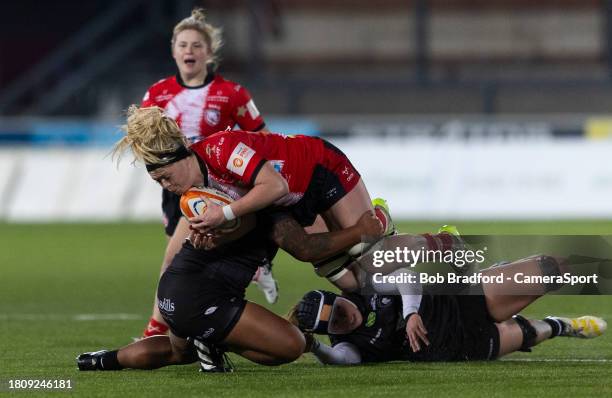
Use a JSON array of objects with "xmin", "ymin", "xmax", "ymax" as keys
[
  {"xmin": 210, "ymin": 74, "xmax": 246, "ymax": 95},
  {"xmin": 195, "ymin": 130, "xmax": 238, "ymax": 153},
  {"xmin": 146, "ymin": 75, "xmax": 178, "ymax": 93}
]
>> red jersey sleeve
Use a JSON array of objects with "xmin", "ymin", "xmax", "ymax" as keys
[
  {"xmin": 231, "ymin": 86, "xmax": 266, "ymax": 131},
  {"xmin": 141, "ymin": 87, "xmax": 156, "ymax": 107},
  {"xmin": 202, "ymin": 133, "xmax": 267, "ymax": 186}
]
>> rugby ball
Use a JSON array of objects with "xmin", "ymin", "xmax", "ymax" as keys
[{"xmin": 180, "ymin": 186, "xmax": 241, "ymax": 233}]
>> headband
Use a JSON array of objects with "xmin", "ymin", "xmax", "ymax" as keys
[{"xmin": 145, "ymin": 145, "xmax": 191, "ymax": 172}]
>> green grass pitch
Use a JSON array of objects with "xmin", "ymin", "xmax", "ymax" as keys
[{"xmin": 1, "ymin": 221, "xmax": 611, "ymax": 397}]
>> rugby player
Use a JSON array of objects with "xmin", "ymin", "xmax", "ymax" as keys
[
  {"xmin": 293, "ymin": 256, "xmax": 607, "ymax": 364},
  {"xmin": 113, "ymin": 106, "xmax": 396, "ymax": 292},
  {"xmin": 139, "ymin": 9, "xmax": 277, "ymax": 339},
  {"xmin": 77, "ymin": 213, "xmax": 485, "ymax": 372},
  {"xmin": 77, "ymin": 208, "xmax": 384, "ymax": 372}
]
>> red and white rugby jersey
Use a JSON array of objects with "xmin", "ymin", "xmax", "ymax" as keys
[
  {"xmin": 191, "ymin": 130, "xmax": 328, "ymax": 206},
  {"xmin": 141, "ymin": 73, "xmax": 265, "ymax": 140}
]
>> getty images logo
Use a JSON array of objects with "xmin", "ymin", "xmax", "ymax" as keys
[{"xmin": 158, "ymin": 298, "xmax": 175, "ymax": 312}]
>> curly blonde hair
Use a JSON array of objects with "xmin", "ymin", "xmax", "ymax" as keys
[
  {"xmin": 172, "ymin": 8, "xmax": 223, "ymax": 65},
  {"xmin": 112, "ymin": 105, "xmax": 189, "ymax": 165}
]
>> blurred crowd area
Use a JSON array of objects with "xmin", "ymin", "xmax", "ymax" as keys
[{"xmin": 2, "ymin": 0, "xmax": 612, "ymax": 118}]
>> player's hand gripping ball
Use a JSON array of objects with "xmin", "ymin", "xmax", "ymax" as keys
[{"xmin": 180, "ymin": 187, "xmax": 241, "ymax": 233}]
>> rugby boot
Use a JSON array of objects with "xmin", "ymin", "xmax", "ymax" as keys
[
  {"xmin": 77, "ymin": 350, "xmax": 110, "ymax": 371},
  {"xmin": 254, "ymin": 261, "xmax": 279, "ymax": 304},
  {"xmin": 546, "ymin": 316, "xmax": 607, "ymax": 338},
  {"xmin": 194, "ymin": 339, "xmax": 234, "ymax": 372}
]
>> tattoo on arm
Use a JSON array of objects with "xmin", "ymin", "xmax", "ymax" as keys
[{"xmin": 271, "ymin": 217, "xmax": 332, "ymax": 262}]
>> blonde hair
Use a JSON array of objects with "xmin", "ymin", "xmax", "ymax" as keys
[
  {"xmin": 171, "ymin": 8, "xmax": 223, "ymax": 65},
  {"xmin": 113, "ymin": 105, "xmax": 189, "ymax": 165}
]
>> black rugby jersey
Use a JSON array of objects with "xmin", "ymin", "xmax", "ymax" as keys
[{"xmin": 330, "ymin": 293, "xmax": 406, "ymax": 363}]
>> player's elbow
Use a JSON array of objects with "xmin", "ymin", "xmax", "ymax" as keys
[
  {"xmin": 273, "ymin": 177, "xmax": 289, "ymax": 198},
  {"xmin": 291, "ymin": 248, "xmax": 314, "ymax": 263},
  {"xmin": 298, "ymin": 251, "xmax": 327, "ymax": 263}
]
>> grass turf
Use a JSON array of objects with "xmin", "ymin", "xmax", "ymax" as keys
[{"xmin": 0, "ymin": 221, "xmax": 611, "ymax": 397}]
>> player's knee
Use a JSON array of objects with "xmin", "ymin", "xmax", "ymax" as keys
[{"xmin": 275, "ymin": 328, "xmax": 306, "ymax": 364}]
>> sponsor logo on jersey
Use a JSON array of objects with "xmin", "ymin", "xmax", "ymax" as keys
[
  {"xmin": 269, "ymin": 160, "xmax": 285, "ymax": 173},
  {"xmin": 204, "ymin": 306, "xmax": 218, "ymax": 315},
  {"xmin": 200, "ymin": 328, "xmax": 215, "ymax": 339},
  {"xmin": 365, "ymin": 312, "xmax": 376, "ymax": 327},
  {"xmin": 155, "ymin": 94, "xmax": 174, "ymax": 102},
  {"xmin": 227, "ymin": 142, "xmax": 256, "ymax": 176},
  {"xmin": 246, "ymin": 99, "xmax": 260, "ymax": 119},
  {"xmin": 158, "ymin": 298, "xmax": 175, "ymax": 313},
  {"xmin": 381, "ymin": 297, "xmax": 392, "ymax": 306},
  {"xmin": 325, "ymin": 187, "xmax": 338, "ymax": 199},
  {"xmin": 205, "ymin": 109, "xmax": 220, "ymax": 126},
  {"xmin": 369, "ymin": 328, "xmax": 383, "ymax": 345},
  {"xmin": 341, "ymin": 165, "xmax": 355, "ymax": 182},
  {"xmin": 208, "ymin": 95, "xmax": 229, "ymax": 103}
]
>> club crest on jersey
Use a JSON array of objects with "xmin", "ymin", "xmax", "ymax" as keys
[
  {"xmin": 227, "ymin": 142, "xmax": 256, "ymax": 176},
  {"xmin": 205, "ymin": 108, "xmax": 220, "ymax": 126}
]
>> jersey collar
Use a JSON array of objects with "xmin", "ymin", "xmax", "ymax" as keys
[{"xmin": 176, "ymin": 70, "xmax": 215, "ymax": 89}]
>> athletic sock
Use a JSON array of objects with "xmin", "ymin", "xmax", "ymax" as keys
[
  {"xmin": 543, "ymin": 317, "xmax": 563, "ymax": 338},
  {"xmin": 373, "ymin": 206, "xmax": 391, "ymax": 234},
  {"xmin": 142, "ymin": 317, "xmax": 169, "ymax": 338},
  {"xmin": 251, "ymin": 266, "xmax": 262, "ymax": 282},
  {"xmin": 421, "ymin": 233, "xmax": 458, "ymax": 252},
  {"xmin": 99, "ymin": 350, "xmax": 124, "ymax": 370}
]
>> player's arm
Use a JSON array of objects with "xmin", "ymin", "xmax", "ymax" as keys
[
  {"xmin": 270, "ymin": 211, "xmax": 382, "ymax": 263},
  {"xmin": 227, "ymin": 162, "xmax": 288, "ymax": 218},
  {"xmin": 232, "ymin": 85, "xmax": 266, "ymax": 132},
  {"xmin": 309, "ymin": 340, "xmax": 362, "ymax": 365},
  {"xmin": 190, "ymin": 144, "xmax": 288, "ymax": 231}
]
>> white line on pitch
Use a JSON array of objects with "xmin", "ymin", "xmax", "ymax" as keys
[
  {"xmin": 502, "ymin": 358, "xmax": 611, "ymax": 363},
  {"xmin": 0, "ymin": 313, "xmax": 143, "ymax": 321}
]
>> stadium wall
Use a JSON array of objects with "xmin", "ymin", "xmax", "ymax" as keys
[{"xmin": 1, "ymin": 133, "xmax": 611, "ymax": 222}]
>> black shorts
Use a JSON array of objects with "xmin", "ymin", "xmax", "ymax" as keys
[
  {"xmin": 161, "ymin": 188, "xmax": 182, "ymax": 236},
  {"xmin": 290, "ymin": 141, "xmax": 361, "ymax": 227},
  {"xmin": 156, "ymin": 243, "xmax": 257, "ymax": 343},
  {"xmin": 404, "ymin": 295, "xmax": 500, "ymax": 362}
]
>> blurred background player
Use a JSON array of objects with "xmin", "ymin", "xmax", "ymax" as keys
[{"xmin": 139, "ymin": 9, "xmax": 277, "ymax": 339}]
